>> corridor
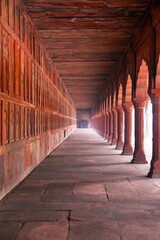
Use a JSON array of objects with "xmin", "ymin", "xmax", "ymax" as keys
[{"xmin": 0, "ymin": 129, "xmax": 160, "ymax": 240}]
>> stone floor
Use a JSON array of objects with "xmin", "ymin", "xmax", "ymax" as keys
[{"xmin": 0, "ymin": 129, "xmax": 160, "ymax": 240}]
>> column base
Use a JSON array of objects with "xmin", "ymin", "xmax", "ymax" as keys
[
  {"xmin": 122, "ymin": 144, "xmax": 133, "ymax": 155},
  {"xmin": 111, "ymin": 137, "xmax": 117, "ymax": 145},
  {"xmin": 105, "ymin": 134, "xmax": 109, "ymax": 140},
  {"xmin": 108, "ymin": 134, "xmax": 112, "ymax": 143},
  {"xmin": 116, "ymin": 140, "xmax": 124, "ymax": 150},
  {"xmin": 131, "ymin": 150, "xmax": 147, "ymax": 164},
  {"xmin": 100, "ymin": 131, "xmax": 103, "ymax": 137},
  {"xmin": 148, "ymin": 159, "xmax": 160, "ymax": 178}
]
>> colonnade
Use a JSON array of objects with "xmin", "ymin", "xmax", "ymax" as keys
[{"xmin": 92, "ymin": 61, "xmax": 160, "ymax": 178}]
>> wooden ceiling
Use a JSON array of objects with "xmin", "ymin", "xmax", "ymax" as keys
[{"xmin": 22, "ymin": 0, "xmax": 151, "ymax": 109}]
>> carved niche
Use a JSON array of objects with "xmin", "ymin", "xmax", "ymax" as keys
[
  {"xmin": 2, "ymin": 28, "xmax": 9, "ymax": 94},
  {"xmin": 2, "ymin": 101, "xmax": 9, "ymax": 145}
]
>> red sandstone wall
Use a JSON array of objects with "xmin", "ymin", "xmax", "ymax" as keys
[{"xmin": 0, "ymin": 0, "xmax": 76, "ymax": 200}]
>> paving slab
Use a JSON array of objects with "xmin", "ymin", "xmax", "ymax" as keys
[
  {"xmin": 74, "ymin": 183, "xmax": 106, "ymax": 195},
  {"xmin": 16, "ymin": 220, "xmax": 68, "ymax": 240},
  {"xmin": 41, "ymin": 193, "xmax": 108, "ymax": 202},
  {"xmin": 0, "ymin": 222, "xmax": 23, "ymax": 240},
  {"xmin": 105, "ymin": 181, "xmax": 135, "ymax": 193},
  {"xmin": 118, "ymin": 220, "xmax": 160, "ymax": 240},
  {"xmin": 45, "ymin": 183, "xmax": 74, "ymax": 195},
  {"xmin": 68, "ymin": 221, "xmax": 120, "ymax": 240},
  {"xmin": 0, "ymin": 210, "xmax": 69, "ymax": 222}
]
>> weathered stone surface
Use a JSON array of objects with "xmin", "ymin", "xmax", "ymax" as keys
[
  {"xmin": 16, "ymin": 221, "xmax": 69, "ymax": 240},
  {"xmin": 0, "ymin": 210, "xmax": 69, "ymax": 222},
  {"xmin": 0, "ymin": 222, "xmax": 22, "ymax": 240},
  {"xmin": 118, "ymin": 221, "xmax": 160, "ymax": 240},
  {"xmin": 45, "ymin": 183, "xmax": 74, "ymax": 195},
  {"xmin": 105, "ymin": 181, "xmax": 135, "ymax": 193},
  {"xmin": 74, "ymin": 183, "xmax": 106, "ymax": 195},
  {"xmin": 68, "ymin": 221, "xmax": 120, "ymax": 240},
  {"xmin": 41, "ymin": 193, "xmax": 108, "ymax": 202}
]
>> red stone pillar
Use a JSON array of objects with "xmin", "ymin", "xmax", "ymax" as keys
[
  {"xmin": 145, "ymin": 99, "xmax": 152, "ymax": 138},
  {"xmin": 102, "ymin": 113, "xmax": 105, "ymax": 138},
  {"xmin": 108, "ymin": 110, "xmax": 113, "ymax": 142},
  {"xmin": 105, "ymin": 111, "xmax": 109, "ymax": 140},
  {"xmin": 122, "ymin": 102, "xmax": 133, "ymax": 155},
  {"xmin": 132, "ymin": 97, "xmax": 147, "ymax": 164},
  {"xmin": 103, "ymin": 113, "xmax": 106, "ymax": 138},
  {"xmin": 101, "ymin": 115, "xmax": 104, "ymax": 136},
  {"xmin": 116, "ymin": 106, "xmax": 124, "ymax": 150},
  {"xmin": 112, "ymin": 108, "xmax": 117, "ymax": 145},
  {"xmin": 148, "ymin": 89, "xmax": 160, "ymax": 177}
]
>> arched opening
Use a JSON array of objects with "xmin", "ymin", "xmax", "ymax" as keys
[
  {"xmin": 118, "ymin": 84, "xmax": 123, "ymax": 106},
  {"xmin": 136, "ymin": 60, "xmax": 149, "ymax": 97},
  {"xmin": 134, "ymin": 60, "xmax": 153, "ymax": 165},
  {"xmin": 125, "ymin": 75, "xmax": 132, "ymax": 102}
]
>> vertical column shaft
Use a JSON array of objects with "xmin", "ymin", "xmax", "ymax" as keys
[
  {"xmin": 105, "ymin": 112, "xmax": 109, "ymax": 140},
  {"xmin": 132, "ymin": 97, "xmax": 147, "ymax": 164},
  {"xmin": 122, "ymin": 102, "xmax": 133, "ymax": 155},
  {"xmin": 148, "ymin": 89, "xmax": 160, "ymax": 177},
  {"xmin": 116, "ymin": 106, "xmax": 124, "ymax": 150},
  {"xmin": 112, "ymin": 108, "xmax": 117, "ymax": 145},
  {"xmin": 108, "ymin": 110, "xmax": 113, "ymax": 142}
]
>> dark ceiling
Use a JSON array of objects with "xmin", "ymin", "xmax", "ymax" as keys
[{"xmin": 22, "ymin": 0, "xmax": 151, "ymax": 109}]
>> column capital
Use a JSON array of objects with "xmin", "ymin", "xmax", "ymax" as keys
[
  {"xmin": 108, "ymin": 109, "xmax": 112, "ymax": 113},
  {"xmin": 151, "ymin": 89, "xmax": 160, "ymax": 103},
  {"xmin": 123, "ymin": 102, "xmax": 133, "ymax": 111},
  {"xmin": 112, "ymin": 108, "xmax": 117, "ymax": 113},
  {"xmin": 132, "ymin": 97, "xmax": 148, "ymax": 108},
  {"xmin": 116, "ymin": 105, "xmax": 123, "ymax": 112}
]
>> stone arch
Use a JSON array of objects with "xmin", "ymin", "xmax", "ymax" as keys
[
  {"xmin": 106, "ymin": 95, "xmax": 109, "ymax": 110},
  {"xmin": 108, "ymin": 94, "xmax": 112, "ymax": 109},
  {"xmin": 118, "ymin": 84, "xmax": 123, "ymax": 106},
  {"xmin": 125, "ymin": 75, "xmax": 132, "ymax": 102},
  {"xmin": 136, "ymin": 59, "xmax": 149, "ymax": 97},
  {"xmin": 113, "ymin": 91, "xmax": 116, "ymax": 108}
]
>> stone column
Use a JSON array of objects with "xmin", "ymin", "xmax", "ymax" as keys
[
  {"xmin": 148, "ymin": 89, "xmax": 160, "ymax": 177},
  {"xmin": 145, "ymin": 99, "xmax": 152, "ymax": 138},
  {"xmin": 132, "ymin": 97, "xmax": 147, "ymax": 164},
  {"xmin": 116, "ymin": 106, "xmax": 124, "ymax": 150},
  {"xmin": 103, "ymin": 113, "xmax": 106, "ymax": 138},
  {"xmin": 101, "ymin": 115, "xmax": 103, "ymax": 136},
  {"xmin": 122, "ymin": 102, "xmax": 133, "ymax": 155},
  {"xmin": 102, "ymin": 113, "xmax": 105, "ymax": 138},
  {"xmin": 108, "ymin": 110, "xmax": 113, "ymax": 142},
  {"xmin": 112, "ymin": 108, "xmax": 117, "ymax": 145},
  {"xmin": 105, "ymin": 111, "xmax": 109, "ymax": 140}
]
